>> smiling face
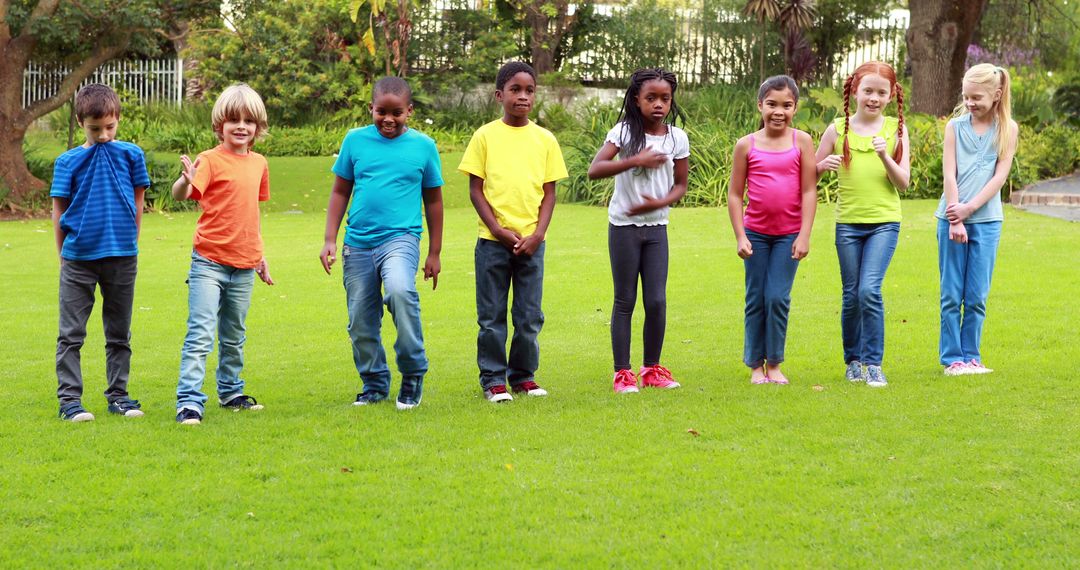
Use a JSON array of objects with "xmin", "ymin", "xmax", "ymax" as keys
[
  {"xmin": 635, "ymin": 78, "xmax": 673, "ymax": 128},
  {"xmin": 757, "ymin": 87, "xmax": 797, "ymax": 131},
  {"xmin": 961, "ymin": 80, "xmax": 999, "ymax": 120},
  {"xmin": 370, "ymin": 91, "xmax": 413, "ymax": 139},
  {"xmin": 79, "ymin": 114, "xmax": 118, "ymax": 146},
  {"xmin": 220, "ymin": 114, "xmax": 259, "ymax": 153},
  {"xmin": 496, "ymin": 71, "xmax": 536, "ymax": 126},
  {"xmin": 854, "ymin": 73, "xmax": 893, "ymax": 117}
]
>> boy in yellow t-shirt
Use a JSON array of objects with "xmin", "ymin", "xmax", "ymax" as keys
[{"xmin": 458, "ymin": 61, "xmax": 568, "ymax": 403}]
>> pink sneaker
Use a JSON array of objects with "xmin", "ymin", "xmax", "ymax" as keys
[
  {"xmin": 613, "ymin": 369, "xmax": 639, "ymax": 393},
  {"xmin": 944, "ymin": 361, "xmax": 970, "ymax": 376},
  {"xmin": 640, "ymin": 364, "xmax": 680, "ymax": 389},
  {"xmin": 968, "ymin": 360, "xmax": 994, "ymax": 374}
]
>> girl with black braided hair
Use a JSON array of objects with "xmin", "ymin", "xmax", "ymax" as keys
[{"xmin": 588, "ymin": 68, "xmax": 689, "ymax": 394}]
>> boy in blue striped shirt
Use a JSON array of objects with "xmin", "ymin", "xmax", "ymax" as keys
[{"xmin": 51, "ymin": 84, "xmax": 150, "ymax": 422}]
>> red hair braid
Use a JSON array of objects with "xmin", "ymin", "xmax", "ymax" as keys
[
  {"xmin": 841, "ymin": 74, "xmax": 854, "ymax": 167},
  {"xmin": 892, "ymin": 83, "xmax": 905, "ymax": 163}
]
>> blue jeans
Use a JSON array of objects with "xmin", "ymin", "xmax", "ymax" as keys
[
  {"xmin": 177, "ymin": 251, "xmax": 254, "ymax": 412},
  {"xmin": 475, "ymin": 238, "xmax": 545, "ymax": 390},
  {"xmin": 342, "ymin": 235, "xmax": 427, "ymax": 399},
  {"xmin": 937, "ymin": 219, "xmax": 1001, "ymax": 365},
  {"xmin": 743, "ymin": 230, "xmax": 800, "ymax": 368},
  {"xmin": 835, "ymin": 222, "xmax": 900, "ymax": 366}
]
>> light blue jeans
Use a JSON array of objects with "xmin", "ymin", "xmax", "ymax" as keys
[
  {"xmin": 937, "ymin": 219, "xmax": 1002, "ymax": 365},
  {"xmin": 343, "ymin": 235, "xmax": 427, "ymax": 399},
  {"xmin": 177, "ymin": 251, "xmax": 254, "ymax": 413},
  {"xmin": 743, "ymin": 230, "xmax": 800, "ymax": 368},
  {"xmin": 835, "ymin": 222, "xmax": 900, "ymax": 367}
]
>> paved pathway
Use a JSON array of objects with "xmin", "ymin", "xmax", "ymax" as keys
[{"xmin": 1011, "ymin": 173, "xmax": 1080, "ymax": 222}]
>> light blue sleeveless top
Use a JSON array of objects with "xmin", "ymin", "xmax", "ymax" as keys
[{"xmin": 934, "ymin": 114, "xmax": 1004, "ymax": 223}]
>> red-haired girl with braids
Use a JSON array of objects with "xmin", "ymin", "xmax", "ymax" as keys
[{"xmin": 814, "ymin": 61, "xmax": 910, "ymax": 389}]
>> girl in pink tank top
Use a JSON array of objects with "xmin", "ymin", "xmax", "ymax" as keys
[{"xmin": 727, "ymin": 75, "xmax": 818, "ymax": 385}]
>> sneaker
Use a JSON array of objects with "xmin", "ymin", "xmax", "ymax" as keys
[
  {"xmin": 353, "ymin": 392, "xmax": 388, "ymax": 406},
  {"xmin": 175, "ymin": 408, "xmax": 202, "ymax": 425},
  {"xmin": 511, "ymin": 380, "xmax": 548, "ymax": 397},
  {"xmin": 220, "ymin": 394, "xmax": 264, "ymax": 411},
  {"xmin": 968, "ymin": 360, "xmax": 994, "ymax": 374},
  {"xmin": 483, "ymin": 384, "xmax": 513, "ymax": 403},
  {"xmin": 640, "ymin": 364, "xmax": 680, "ymax": 389},
  {"xmin": 613, "ymin": 369, "xmax": 639, "ymax": 393},
  {"xmin": 107, "ymin": 397, "xmax": 144, "ymax": 417},
  {"xmin": 845, "ymin": 361, "xmax": 865, "ymax": 383},
  {"xmin": 59, "ymin": 402, "xmax": 94, "ymax": 422},
  {"xmin": 944, "ymin": 361, "xmax": 970, "ymax": 376},
  {"xmin": 865, "ymin": 365, "xmax": 888, "ymax": 388},
  {"xmin": 397, "ymin": 377, "xmax": 423, "ymax": 410}
]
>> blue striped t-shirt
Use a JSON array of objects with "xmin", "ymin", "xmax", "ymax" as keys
[{"xmin": 50, "ymin": 141, "xmax": 150, "ymax": 260}]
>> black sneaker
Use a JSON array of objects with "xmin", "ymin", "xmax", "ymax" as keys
[
  {"xmin": 353, "ymin": 392, "xmax": 387, "ymax": 406},
  {"xmin": 107, "ymin": 397, "xmax": 144, "ymax": 417},
  {"xmin": 397, "ymin": 376, "xmax": 423, "ymax": 410},
  {"xmin": 176, "ymin": 408, "xmax": 202, "ymax": 425},
  {"xmin": 220, "ymin": 394, "xmax": 264, "ymax": 411},
  {"xmin": 59, "ymin": 402, "xmax": 95, "ymax": 422}
]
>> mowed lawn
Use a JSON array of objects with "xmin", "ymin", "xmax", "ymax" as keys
[{"xmin": 0, "ymin": 154, "xmax": 1077, "ymax": 566}]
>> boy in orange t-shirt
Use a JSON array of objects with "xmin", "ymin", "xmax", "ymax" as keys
[{"xmin": 170, "ymin": 84, "xmax": 274, "ymax": 425}]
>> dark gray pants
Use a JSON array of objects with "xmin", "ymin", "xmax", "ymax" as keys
[
  {"xmin": 608, "ymin": 224, "xmax": 668, "ymax": 371},
  {"xmin": 56, "ymin": 256, "xmax": 137, "ymax": 405}
]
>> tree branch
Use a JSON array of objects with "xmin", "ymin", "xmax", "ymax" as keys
[
  {"xmin": 16, "ymin": 41, "xmax": 128, "ymax": 128},
  {"xmin": 18, "ymin": 0, "xmax": 60, "ymax": 38},
  {"xmin": 1, "ymin": 0, "xmax": 11, "ymax": 43}
]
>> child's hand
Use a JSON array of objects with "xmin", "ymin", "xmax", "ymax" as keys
[
  {"xmin": 872, "ymin": 137, "xmax": 888, "ymax": 159},
  {"xmin": 949, "ymin": 222, "xmax": 968, "ymax": 244},
  {"xmin": 514, "ymin": 233, "xmax": 543, "ymax": 256},
  {"xmin": 319, "ymin": 242, "xmax": 337, "ymax": 274},
  {"xmin": 737, "ymin": 236, "xmax": 753, "ymax": 259},
  {"xmin": 626, "ymin": 196, "xmax": 667, "ymax": 216},
  {"xmin": 792, "ymin": 235, "xmax": 810, "ymax": 260},
  {"xmin": 179, "ymin": 155, "xmax": 201, "ymax": 184},
  {"xmin": 634, "ymin": 148, "xmax": 668, "ymax": 169},
  {"xmin": 423, "ymin": 253, "xmax": 440, "ymax": 290},
  {"xmin": 495, "ymin": 227, "xmax": 522, "ymax": 251},
  {"xmin": 945, "ymin": 202, "xmax": 973, "ymax": 224},
  {"xmin": 255, "ymin": 258, "xmax": 274, "ymax": 285},
  {"xmin": 818, "ymin": 154, "xmax": 842, "ymax": 172}
]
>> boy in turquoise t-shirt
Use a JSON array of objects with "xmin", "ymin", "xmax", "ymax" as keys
[
  {"xmin": 457, "ymin": 61, "xmax": 568, "ymax": 403},
  {"xmin": 320, "ymin": 77, "xmax": 444, "ymax": 410}
]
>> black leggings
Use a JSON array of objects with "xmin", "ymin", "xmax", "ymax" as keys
[{"xmin": 608, "ymin": 224, "xmax": 669, "ymax": 371}]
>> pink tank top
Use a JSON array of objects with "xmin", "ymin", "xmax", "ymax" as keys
[{"xmin": 743, "ymin": 130, "xmax": 803, "ymax": 236}]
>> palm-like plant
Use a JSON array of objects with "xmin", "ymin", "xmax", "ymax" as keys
[
  {"xmin": 744, "ymin": 0, "xmax": 818, "ymax": 82},
  {"xmin": 743, "ymin": 0, "xmax": 782, "ymax": 82}
]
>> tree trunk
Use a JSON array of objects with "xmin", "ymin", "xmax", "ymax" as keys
[
  {"xmin": 907, "ymin": 0, "xmax": 988, "ymax": 116},
  {"xmin": 0, "ymin": 121, "xmax": 46, "ymax": 207}
]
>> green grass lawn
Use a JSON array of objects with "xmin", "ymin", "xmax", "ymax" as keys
[{"xmin": 1, "ymin": 194, "xmax": 1077, "ymax": 566}]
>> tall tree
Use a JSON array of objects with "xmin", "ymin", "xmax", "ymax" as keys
[
  {"xmin": 906, "ymin": 0, "xmax": 990, "ymax": 116},
  {"xmin": 0, "ymin": 0, "xmax": 216, "ymax": 208}
]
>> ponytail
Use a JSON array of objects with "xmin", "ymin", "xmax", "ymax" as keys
[{"xmin": 892, "ymin": 83, "xmax": 905, "ymax": 163}]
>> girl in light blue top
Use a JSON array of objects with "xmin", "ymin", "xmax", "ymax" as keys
[{"xmin": 936, "ymin": 63, "xmax": 1018, "ymax": 377}]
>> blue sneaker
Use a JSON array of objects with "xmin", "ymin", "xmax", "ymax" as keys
[
  {"xmin": 397, "ymin": 376, "xmax": 423, "ymax": 410},
  {"xmin": 845, "ymin": 361, "xmax": 865, "ymax": 383},
  {"xmin": 176, "ymin": 408, "xmax": 202, "ymax": 425},
  {"xmin": 353, "ymin": 392, "xmax": 388, "ymax": 406},
  {"xmin": 220, "ymin": 394, "xmax": 264, "ymax": 411},
  {"xmin": 59, "ymin": 402, "xmax": 94, "ymax": 422},
  {"xmin": 107, "ymin": 397, "xmax": 144, "ymax": 417},
  {"xmin": 866, "ymin": 365, "xmax": 888, "ymax": 388}
]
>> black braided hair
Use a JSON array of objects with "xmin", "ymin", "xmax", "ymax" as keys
[{"xmin": 615, "ymin": 68, "xmax": 684, "ymax": 160}]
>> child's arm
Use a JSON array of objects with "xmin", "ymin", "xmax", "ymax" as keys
[
  {"xmin": 627, "ymin": 156, "xmax": 689, "ymax": 216},
  {"xmin": 727, "ymin": 136, "xmax": 752, "ymax": 259},
  {"xmin": 793, "ymin": 131, "xmax": 818, "ymax": 260},
  {"xmin": 422, "ymin": 186, "xmax": 444, "ymax": 290},
  {"xmin": 940, "ymin": 122, "xmax": 967, "ymax": 243},
  {"xmin": 320, "ymin": 175, "xmax": 352, "ymax": 274},
  {"xmin": 815, "ymin": 123, "xmax": 842, "ymax": 179},
  {"xmin": 587, "ymin": 142, "xmax": 666, "ymax": 179},
  {"xmin": 469, "ymin": 174, "xmax": 521, "ymax": 251},
  {"xmin": 873, "ymin": 126, "xmax": 911, "ymax": 190},
  {"xmin": 52, "ymin": 197, "xmax": 69, "ymax": 263},
  {"xmin": 515, "ymin": 181, "xmax": 555, "ymax": 256},
  {"xmin": 947, "ymin": 120, "xmax": 1019, "ymax": 224},
  {"xmin": 134, "ymin": 187, "xmax": 145, "ymax": 240},
  {"xmin": 172, "ymin": 155, "xmax": 200, "ymax": 201}
]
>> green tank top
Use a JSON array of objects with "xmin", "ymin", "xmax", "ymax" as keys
[{"xmin": 833, "ymin": 116, "xmax": 902, "ymax": 223}]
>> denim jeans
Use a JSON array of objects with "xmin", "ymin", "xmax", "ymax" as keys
[
  {"xmin": 342, "ymin": 235, "xmax": 427, "ymax": 399},
  {"xmin": 937, "ymin": 219, "xmax": 1001, "ymax": 365},
  {"xmin": 835, "ymin": 222, "xmax": 900, "ymax": 366},
  {"xmin": 474, "ymin": 238, "xmax": 545, "ymax": 389},
  {"xmin": 742, "ymin": 230, "xmax": 800, "ymax": 368},
  {"xmin": 177, "ymin": 250, "xmax": 254, "ymax": 413},
  {"xmin": 56, "ymin": 256, "xmax": 137, "ymax": 405},
  {"xmin": 608, "ymin": 224, "xmax": 668, "ymax": 371}
]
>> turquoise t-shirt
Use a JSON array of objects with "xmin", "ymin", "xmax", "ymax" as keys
[
  {"xmin": 332, "ymin": 126, "xmax": 444, "ymax": 248},
  {"xmin": 934, "ymin": 114, "xmax": 1005, "ymax": 223}
]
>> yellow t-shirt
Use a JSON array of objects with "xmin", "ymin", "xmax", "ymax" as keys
[{"xmin": 458, "ymin": 119, "xmax": 568, "ymax": 241}]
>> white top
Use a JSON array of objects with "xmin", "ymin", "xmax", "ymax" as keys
[{"xmin": 605, "ymin": 123, "xmax": 690, "ymax": 226}]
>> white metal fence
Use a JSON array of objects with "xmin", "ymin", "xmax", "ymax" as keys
[{"xmin": 22, "ymin": 58, "xmax": 184, "ymax": 109}]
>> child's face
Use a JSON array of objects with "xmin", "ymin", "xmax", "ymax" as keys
[
  {"xmin": 496, "ymin": 72, "xmax": 536, "ymax": 123},
  {"xmin": 370, "ymin": 91, "xmax": 413, "ymax": 139},
  {"xmin": 854, "ymin": 73, "xmax": 892, "ymax": 117},
  {"xmin": 635, "ymin": 79, "xmax": 673, "ymax": 124},
  {"xmin": 757, "ymin": 88, "xmax": 796, "ymax": 130},
  {"xmin": 79, "ymin": 114, "xmax": 118, "ymax": 146},
  {"xmin": 220, "ymin": 114, "xmax": 259, "ymax": 152},
  {"xmin": 961, "ymin": 80, "xmax": 999, "ymax": 119}
]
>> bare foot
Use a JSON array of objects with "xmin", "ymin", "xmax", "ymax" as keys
[
  {"xmin": 750, "ymin": 366, "xmax": 768, "ymax": 384},
  {"xmin": 766, "ymin": 363, "xmax": 790, "ymax": 385}
]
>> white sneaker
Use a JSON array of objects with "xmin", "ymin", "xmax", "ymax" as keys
[
  {"xmin": 511, "ymin": 380, "xmax": 548, "ymax": 397},
  {"xmin": 483, "ymin": 385, "xmax": 513, "ymax": 403},
  {"xmin": 968, "ymin": 360, "xmax": 994, "ymax": 374},
  {"xmin": 865, "ymin": 365, "xmax": 888, "ymax": 388},
  {"xmin": 944, "ymin": 361, "xmax": 970, "ymax": 376}
]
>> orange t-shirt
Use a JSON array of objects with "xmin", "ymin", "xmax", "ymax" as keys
[{"xmin": 189, "ymin": 145, "xmax": 270, "ymax": 268}]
